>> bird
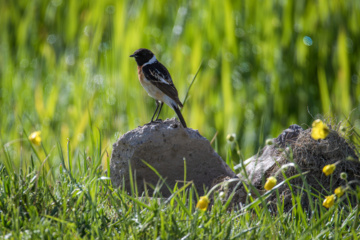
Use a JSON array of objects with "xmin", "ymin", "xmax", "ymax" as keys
[{"xmin": 130, "ymin": 48, "xmax": 187, "ymax": 128}]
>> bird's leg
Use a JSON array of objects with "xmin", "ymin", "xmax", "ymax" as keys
[
  {"xmin": 150, "ymin": 100, "xmax": 160, "ymax": 123},
  {"xmin": 155, "ymin": 102, "xmax": 164, "ymax": 121}
]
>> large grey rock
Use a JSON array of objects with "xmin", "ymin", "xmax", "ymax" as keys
[{"xmin": 110, "ymin": 118, "xmax": 237, "ymax": 196}]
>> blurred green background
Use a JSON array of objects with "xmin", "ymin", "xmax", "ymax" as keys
[{"xmin": 1, "ymin": 0, "xmax": 360, "ymax": 167}]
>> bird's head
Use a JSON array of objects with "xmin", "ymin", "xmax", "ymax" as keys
[{"xmin": 130, "ymin": 48, "xmax": 156, "ymax": 66}]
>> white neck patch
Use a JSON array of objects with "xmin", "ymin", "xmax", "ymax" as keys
[{"xmin": 143, "ymin": 55, "xmax": 157, "ymax": 66}]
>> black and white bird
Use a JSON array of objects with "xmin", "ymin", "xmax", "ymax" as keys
[{"xmin": 130, "ymin": 48, "xmax": 187, "ymax": 128}]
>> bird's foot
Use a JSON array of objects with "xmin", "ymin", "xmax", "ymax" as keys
[{"xmin": 145, "ymin": 119, "xmax": 162, "ymax": 126}]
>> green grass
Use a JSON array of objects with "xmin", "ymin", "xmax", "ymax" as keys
[
  {"xmin": 1, "ymin": 136, "xmax": 359, "ymax": 239},
  {"xmin": 1, "ymin": 0, "xmax": 360, "ymax": 238}
]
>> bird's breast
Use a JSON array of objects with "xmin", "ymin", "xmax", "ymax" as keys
[
  {"xmin": 137, "ymin": 66, "xmax": 163, "ymax": 101},
  {"xmin": 137, "ymin": 66, "xmax": 144, "ymax": 82}
]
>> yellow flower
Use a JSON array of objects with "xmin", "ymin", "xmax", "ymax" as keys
[
  {"xmin": 28, "ymin": 131, "xmax": 41, "ymax": 146},
  {"xmin": 196, "ymin": 196, "xmax": 210, "ymax": 211},
  {"xmin": 264, "ymin": 176, "xmax": 277, "ymax": 191},
  {"xmin": 322, "ymin": 164, "xmax": 336, "ymax": 176},
  {"xmin": 311, "ymin": 119, "xmax": 330, "ymax": 140},
  {"xmin": 334, "ymin": 186, "xmax": 345, "ymax": 198},
  {"xmin": 323, "ymin": 195, "xmax": 335, "ymax": 208}
]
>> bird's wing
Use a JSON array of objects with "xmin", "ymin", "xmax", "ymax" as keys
[{"xmin": 142, "ymin": 62, "xmax": 183, "ymax": 107}]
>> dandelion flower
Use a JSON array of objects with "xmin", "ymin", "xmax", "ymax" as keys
[
  {"xmin": 322, "ymin": 164, "xmax": 336, "ymax": 176},
  {"xmin": 264, "ymin": 176, "xmax": 277, "ymax": 191},
  {"xmin": 28, "ymin": 131, "xmax": 41, "ymax": 146},
  {"xmin": 334, "ymin": 186, "xmax": 345, "ymax": 198},
  {"xmin": 219, "ymin": 191, "xmax": 225, "ymax": 199},
  {"xmin": 226, "ymin": 133, "xmax": 236, "ymax": 142},
  {"xmin": 311, "ymin": 119, "xmax": 330, "ymax": 140},
  {"xmin": 265, "ymin": 139, "xmax": 273, "ymax": 146},
  {"xmin": 339, "ymin": 125, "xmax": 346, "ymax": 133},
  {"xmin": 340, "ymin": 172, "xmax": 348, "ymax": 180},
  {"xmin": 323, "ymin": 195, "xmax": 335, "ymax": 208},
  {"xmin": 196, "ymin": 196, "xmax": 210, "ymax": 211}
]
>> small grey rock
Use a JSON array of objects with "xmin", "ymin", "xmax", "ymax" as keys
[{"xmin": 237, "ymin": 124, "xmax": 304, "ymax": 186}]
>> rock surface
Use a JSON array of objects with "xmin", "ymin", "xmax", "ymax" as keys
[
  {"xmin": 238, "ymin": 124, "xmax": 304, "ymax": 186},
  {"xmin": 110, "ymin": 118, "xmax": 237, "ymax": 196}
]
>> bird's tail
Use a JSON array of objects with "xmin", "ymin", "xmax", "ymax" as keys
[{"xmin": 173, "ymin": 105, "xmax": 187, "ymax": 128}]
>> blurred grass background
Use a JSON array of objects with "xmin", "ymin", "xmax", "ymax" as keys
[{"xmin": 1, "ymin": 0, "xmax": 360, "ymax": 167}]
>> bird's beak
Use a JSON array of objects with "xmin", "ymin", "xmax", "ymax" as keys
[{"xmin": 130, "ymin": 54, "xmax": 135, "ymax": 57}]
